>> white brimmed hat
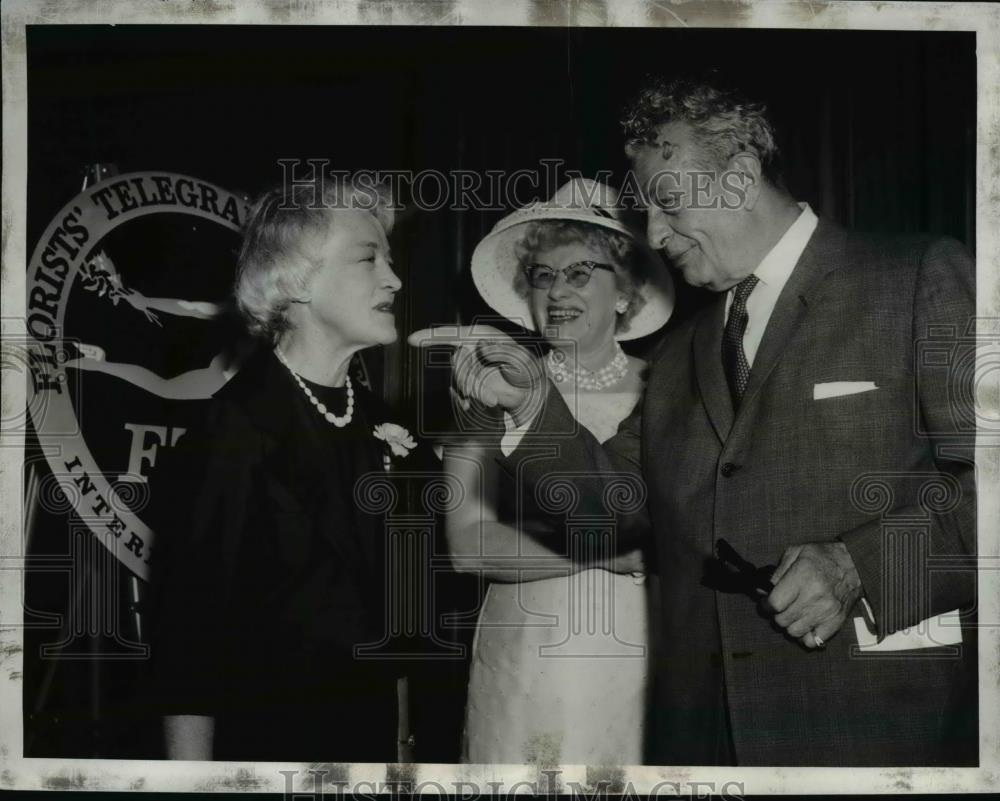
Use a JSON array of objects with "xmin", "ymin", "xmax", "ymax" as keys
[{"xmin": 471, "ymin": 178, "xmax": 674, "ymax": 341}]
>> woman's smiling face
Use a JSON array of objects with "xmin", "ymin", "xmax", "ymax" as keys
[{"xmin": 527, "ymin": 241, "xmax": 623, "ymax": 356}]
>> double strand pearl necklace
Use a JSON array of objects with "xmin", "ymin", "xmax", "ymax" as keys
[
  {"xmin": 275, "ymin": 346, "xmax": 354, "ymax": 427},
  {"xmin": 546, "ymin": 342, "xmax": 628, "ymax": 391}
]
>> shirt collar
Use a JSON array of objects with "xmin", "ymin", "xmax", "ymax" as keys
[{"xmin": 752, "ymin": 202, "xmax": 818, "ymax": 289}]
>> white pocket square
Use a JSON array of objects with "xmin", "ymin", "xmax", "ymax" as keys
[
  {"xmin": 853, "ymin": 609, "xmax": 962, "ymax": 652},
  {"xmin": 813, "ymin": 381, "xmax": 878, "ymax": 400}
]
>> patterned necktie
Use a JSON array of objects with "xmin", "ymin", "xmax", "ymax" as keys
[{"xmin": 721, "ymin": 274, "xmax": 759, "ymax": 407}]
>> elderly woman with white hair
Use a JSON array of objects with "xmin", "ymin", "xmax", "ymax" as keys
[{"xmin": 148, "ymin": 178, "xmax": 407, "ymax": 761}]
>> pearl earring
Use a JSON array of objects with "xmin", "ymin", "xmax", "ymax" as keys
[{"xmin": 615, "ymin": 298, "xmax": 629, "ymax": 314}]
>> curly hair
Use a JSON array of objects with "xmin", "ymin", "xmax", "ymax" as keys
[
  {"xmin": 622, "ymin": 75, "xmax": 781, "ymax": 183},
  {"xmin": 234, "ymin": 178, "xmax": 393, "ymax": 342},
  {"xmin": 512, "ymin": 220, "xmax": 649, "ymax": 336}
]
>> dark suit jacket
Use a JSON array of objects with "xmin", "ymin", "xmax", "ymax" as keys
[
  {"xmin": 505, "ymin": 219, "xmax": 977, "ymax": 766},
  {"xmin": 146, "ymin": 348, "xmax": 400, "ymax": 761}
]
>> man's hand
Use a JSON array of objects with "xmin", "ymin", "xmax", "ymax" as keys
[
  {"xmin": 762, "ymin": 541, "xmax": 863, "ymax": 649},
  {"xmin": 408, "ymin": 325, "xmax": 546, "ymax": 425}
]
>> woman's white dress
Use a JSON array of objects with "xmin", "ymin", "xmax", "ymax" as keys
[{"xmin": 463, "ymin": 389, "xmax": 653, "ymax": 765}]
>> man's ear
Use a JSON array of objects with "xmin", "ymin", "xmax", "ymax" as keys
[{"xmin": 727, "ymin": 151, "xmax": 763, "ymax": 212}]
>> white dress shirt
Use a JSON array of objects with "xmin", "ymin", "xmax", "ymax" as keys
[{"xmin": 724, "ymin": 203, "xmax": 818, "ymax": 366}]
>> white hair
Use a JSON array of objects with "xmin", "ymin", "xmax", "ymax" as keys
[{"xmin": 234, "ymin": 178, "xmax": 394, "ymax": 341}]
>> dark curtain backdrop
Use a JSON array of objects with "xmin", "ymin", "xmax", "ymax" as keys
[
  {"xmin": 24, "ymin": 24, "xmax": 975, "ymax": 758},
  {"xmin": 28, "ymin": 25, "xmax": 975, "ymax": 408}
]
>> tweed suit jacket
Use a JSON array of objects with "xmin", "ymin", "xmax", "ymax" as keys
[{"xmin": 503, "ymin": 218, "xmax": 977, "ymax": 766}]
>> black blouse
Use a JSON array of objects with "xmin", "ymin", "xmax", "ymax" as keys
[{"xmin": 147, "ymin": 348, "xmax": 400, "ymax": 761}]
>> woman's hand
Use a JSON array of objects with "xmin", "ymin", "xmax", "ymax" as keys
[
  {"xmin": 603, "ymin": 547, "xmax": 646, "ymax": 575},
  {"xmin": 408, "ymin": 325, "xmax": 546, "ymax": 426}
]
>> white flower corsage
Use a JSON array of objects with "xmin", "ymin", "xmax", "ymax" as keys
[{"xmin": 373, "ymin": 423, "xmax": 417, "ymax": 459}]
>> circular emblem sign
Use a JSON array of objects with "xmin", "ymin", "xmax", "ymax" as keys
[{"xmin": 27, "ymin": 172, "xmax": 249, "ymax": 580}]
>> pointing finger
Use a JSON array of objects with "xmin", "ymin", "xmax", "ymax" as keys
[
  {"xmin": 476, "ymin": 340, "xmax": 535, "ymax": 369},
  {"xmin": 407, "ymin": 324, "xmax": 512, "ymax": 348}
]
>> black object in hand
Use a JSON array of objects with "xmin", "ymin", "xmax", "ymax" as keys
[{"xmin": 714, "ymin": 538, "xmax": 776, "ymax": 596}]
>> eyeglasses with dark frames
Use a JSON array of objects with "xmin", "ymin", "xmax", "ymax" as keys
[{"xmin": 522, "ymin": 260, "xmax": 616, "ymax": 290}]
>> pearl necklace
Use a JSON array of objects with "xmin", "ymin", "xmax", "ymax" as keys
[
  {"xmin": 546, "ymin": 342, "xmax": 628, "ymax": 390},
  {"xmin": 275, "ymin": 346, "xmax": 354, "ymax": 427}
]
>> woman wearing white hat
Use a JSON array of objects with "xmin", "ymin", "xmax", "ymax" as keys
[{"xmin": 444, "ymin": 178, "xmax": 674, "ymax": 764}]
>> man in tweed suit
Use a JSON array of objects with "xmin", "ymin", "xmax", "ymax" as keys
[{"xmin": 413, "ymin": 76, "xmax": 977, "ymax": 766}]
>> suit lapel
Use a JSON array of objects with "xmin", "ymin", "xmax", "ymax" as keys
[
  {"xmin": 738, "ymin": 218, "xmax": 847, "ymax": 416},
  {"xmin": 693, "ymin": 297, "xmax": 734, "ymax": 443}
]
